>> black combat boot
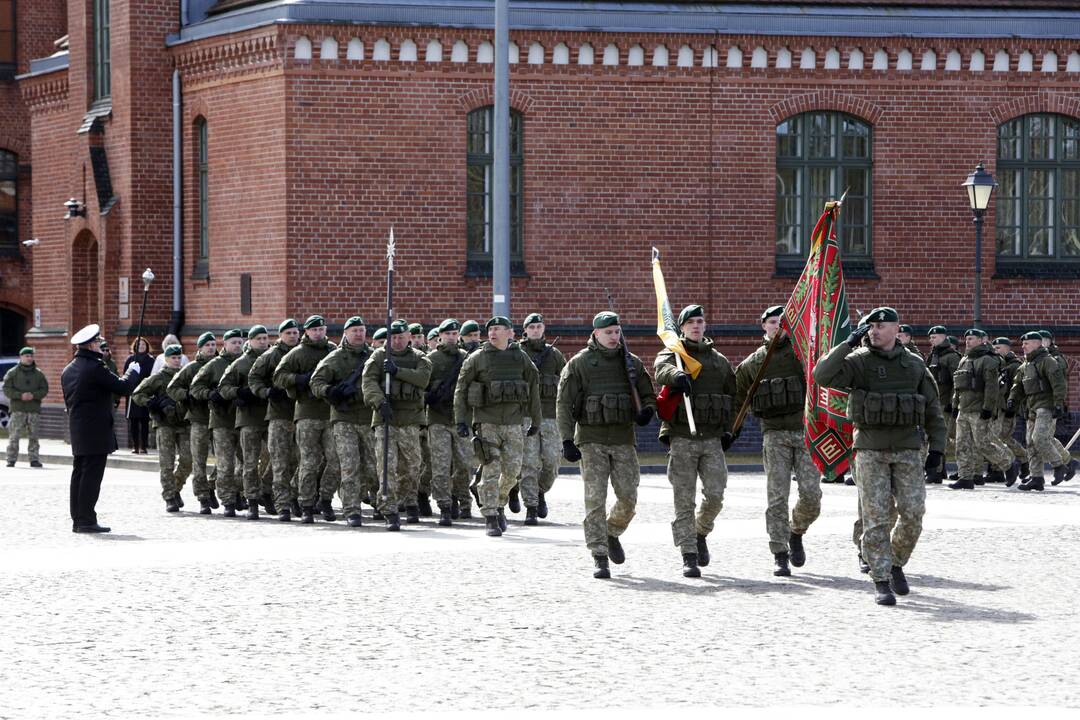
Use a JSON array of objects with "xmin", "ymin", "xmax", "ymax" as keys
[
  {"xmin": 289, "ymin": 498, "xmax": 302, "ymax": 516},
  {"xmin": 789, "ymin": 532, "xmax": 806, "ymax": 567},
  {"xmin": 593, "ymin": 555, "xmax": 611, "ymax": 579},
  {"xmin": 372, "ymin": 508, "xmax": 385, "ymax": 520},
  {"xmin": 890, "ymin": 565, "xmax": 910, "ymax": 596},
  {"xmin": 696, "ymin": 534, "xmax": 711, "ymax": 567},
  {"xmin": 948, "ymin": 477, "xmax": 975, "ymax": 490},
  {"xmin": 607, "ymin": 535, "xmax": 625, "ymax": 565},
  {"xmin": 948, "ymin": 472, "xmax": 959, "ymax": 481},
  {"xmin": 458, "ymin": 503, "xmax": 472, "ymax": 520},
  {"xmin": 1005, "ymin": 461, "xmax": 1021, "ymax": 487},
  {"xmin": 524, "ymin": 507, "xmax": 539, "ymax": 526},
  {"xmin": 485, "ymin": 514, "xmax": 502, "ymax": 537},
  {"xmin": 1019, "ymin": 462, "xmax": 1030, "ymax": 479},
  {"xmin": 1019, "ymin": 476, "xmax": 1046, "ymax": 491},
  {"xmin": 246, "ymin": 501, "xmax": 259, "ymax": 520},
  {"xmin": 438, "ymin": 508, "xmax": 452, "ymax": 527},
  {"xmin": 537, "ymin": 490, "xmax": 548, "ymax": 518},
  {"xmin": 508, "ymin": 484, "xmax": 521, "ymax": 513},
  {"xmin": 223, "ymin": 503, "xmax": 237, "ymax": 518},
  {"xmin": 985, "ymin": 468, "xmax": 1006, "ymax": 484},
  {"xmin": 385, "ymin": 512, "xmax": 401, "ymax": 531},
  {"xmin": 1051, "ymin": 462, "xmax": 1070, "ymax": 486},
  {"xmin": 924, "ymin": 467, "xmax": 944, "ymax": 484},
  {"xmin": 450, "ymin": 496, "xmax": 460, "ymax": 520},
  {"xmin": 844, "ymin": 475, "xmax": 855, "ymax": 486},
  {"xmin": 30, "ymin": 460, "xmax": 43, "ymax": 468},
  {"xmin": 773, "ymin": 552, "xmax": 791, "ymax": 577},
  {"xmin": 874, "ymin": 581, "xmax": 896, "ymax": 606},
  {"xmin": 236, "ymin": 495, "xmax": 249, "ymax": 511},
  {"xmin": 177, "ymin": 495, "xmax": 185, "ymax": 508},
  {"xmin": 497, "ymin": 507, "xmax": 508, "ymax": 532},
  {"xmin": 1066, "ymin": 458, "xmax": 1078, "ymax": 482},
  {"xmin": 278, "ymin": 508, "xmax": 291, "ymax": 522},
  {"xmin": 858, "ymin": 553, "xmax": 870, "ymax": 574},
  {"xmin": 300, "ymin": 507, "xmax": 315, "ymax": 524},
  {"xmin": 199, "ymin": 498, "xmax": 212, "ymax": 515},
  {"xmin": 405, "ymin": 505, "xmax": 420, "ymax": 524},
  {"xmin": 209, "ymin": 494, "xmax": 220, "ymax": 510},
  {"xmin": 261, "ymin": 494, "xmax": 278, "ymax": 516},
  {"xmin": 417, "ymin": 492, "xmax": 433, "ymax": 517},
  {"xmin": 317, "ymin": 498, "xmax": 336, "ymax": 521},
  {"xmin": 973, "ymin": 474, "xmax": 986, "ymax": 486},
  {"xmin": 165, "ymin": 496, "xmax": 181, "ymax": 513},
  {"xmin": 682, "ymin": 553, "xmax": 701, "ymax": 578},
  {"xmin": 346, "ymin": 514, "xmax": 363, "ymax": 528}
]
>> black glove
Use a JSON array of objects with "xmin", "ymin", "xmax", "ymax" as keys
[
  {"xmin": 1053, "ymin": 405, "xmax": 1065, "ymax": 419},
  {"xmin": 635, "ymin": 407, "xmax": 655, "ymax": 426},
  {"xmin": 146, "ymin": 395, "xmax": 163, "ymax": 412},
  {"xmin": 1004, "ymin": 399, "xmax": 1016, "ymax": 418},
  {"xmin": 209, "ymin": 389, "xmax": 227, "ymax": 408},
  {"xmin": 268, "ymin": 386, "xmax": 287, "ymax": 401},
  {"xmin": 457, "ymin": 422, "xmax": 470, "ymax": 438},
  {"xmin": 526, "ymin": 424, "xmax": 539, "ymax": 437},
  {"xmin": 979, "ymin": 408, "xmax": 993, "ymax": 421},
  {"xmin": 425, "ymin": 390, "xmax": 438, "ymax": 406},
  {"xmin": 562, "ymin": 439, "xmax": 582, "ymax": 462},
  {"xmin": 326, "ymin": 384, "xmax": 346, "ymax": 404},
  {"xmin": 384, "ymin": 358, "xmax": 399, "ymax": 376},
  {"xmin": 294, "ymin": 373, "xmax": 311, "ymax": 392},
  {"xmin": 924, "ymin": 450, "xmax": 943, "ymax": 472},
  {"xmin": 378, "ymin": 401, "xmax": 393, "ymax": 423},
  {"xmin": 721, "ymin": 431, "xmax": 736, "ymax": 451},
  {"xmin": 847, "ymin": 324, "xmax": 870, "ymax": 348},
  {"xmin": 673, "ymin": 373, "xmax": 693, "ymax": 394},
  {"xmin": 233, "ymin": 391, "xmax": 249, "ymax": 408},
  {"xmin": 237, "ymin": 387, "xmax": 256, "ymax": 403},
  {"xmin": 158, "ymin": 396, "xmax": 177, "ymax": 413}
]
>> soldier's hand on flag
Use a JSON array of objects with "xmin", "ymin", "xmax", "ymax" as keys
[
  {"xmin": 721, "ymin": 431, "xmax": 736, "ymax": 451},
  {"xmin": 673, "ymin": 373, "xmax": 693, "ymax": 394}
]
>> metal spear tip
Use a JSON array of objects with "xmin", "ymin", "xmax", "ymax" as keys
[{"xmin": 141, "ymin": 267, "xmax": 155, "ymax": 289}]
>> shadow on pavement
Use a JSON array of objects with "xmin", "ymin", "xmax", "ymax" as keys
[
  {"xmin": 608, "ymin": 573, "xmax": 813, "ymax": 597},
  {"xmin": 94, "ymin": 534, "xmax": 144, "ymax": 541},
  {"xmin": 907, "ymin": 574, "xmax": 1010, "ymax": 592}
]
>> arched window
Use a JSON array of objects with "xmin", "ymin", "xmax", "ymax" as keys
[
  {"xmin": 466, "ymin": 106, "xmax": 523, "ymax": 275},
  {"xmin": 0, "ymin": 149, "xmax": 16, "ymax": 254},
  {"xmin": 776, "ymin": 111, "xmax": 872, "ymax": 272},
  {"xmin": 93, "ymin": 0, "xmax": 110, "ymax": 100},
  {"xmin": 195, "ymin": 119, "xmax": 209, "ymax": 274},
  {"xmin": 996, "ymin": 113, "xmax": 1080, "ymax": 265}
]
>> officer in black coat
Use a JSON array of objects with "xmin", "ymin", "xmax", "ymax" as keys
[{"xmin": 61, "ymin": 324, "xmax": 142, "ymax": 533}]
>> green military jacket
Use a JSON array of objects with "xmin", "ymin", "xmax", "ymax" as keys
[
  {"xmin": 132, "ymin": 366, "xmax": 187, "ymax": 429},
  {"xmin": 519, "ymin": 337, "xmax": 567, "ymax": 420},
  {"xmin": 902, "ymin": 340, "xmax": 923, "ymax": 359},
  {"xmin": 361, "ymin": 345, "xmax": 432, "ymax": 428},
  {"xmin": 927, "ymin": 342, "xmax": 961, "ymax": 411},
  {"xmin": 1009, "ymin": 346, "xmax": 1066, "ymax": 412},
  {"xmin": 1049, "ymin": 345, "xmax": 1070, "ymax": 375},
  {"xmin": 733, "ymin": 335, "xmax": 805, "ymax": 433},
  {"xmin": 2, "ymin": 361, "xmax": 48, "ymax": 413},
  {"xmin": 273, "ymin": 336, "xmax": 335, "ymax": 422},
  {"xmin": 813, "ymin": 341, "xmax": 946, "ymax": 453},
  {"xmin": 248, "ymin": 340, "xmax": 297, "ymax": 423},
  {"xmin": 218, "ymin": 345, "xmax": 269, "ymax": 429},
  {"xmin": 951, "ymin": 343, "xmax": 1003, "ymax": 415},
  {"xmin": 310, "ymin": 339, "xmax": 373, "ymax": 426},
  {"xmin": 425, "ymin": 342, "xmax": 468, "ymax": 426},
  {"xmin": 655, "ymin": 337, "xmax": 737, "ymax": 442},
  {"xmin": 189, "ymin": 349, "xmax": 241, "ymax": 430},
  {"xmin": 166, "ymin": 353, "xmax": 213, "ymax": 425},
  {"xmin": 556, "ymin": 335, "xmax": 656, "ymax": 447},
  {"xmin": 453, "ymin": 341, "xmax": 541, "ymax": 429}
]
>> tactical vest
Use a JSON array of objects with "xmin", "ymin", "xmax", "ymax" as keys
[
  {"xmin": 751, "ymin": 342, "xmax": 805, "ymax": 418},
  {"xmin": 678, "ymin": 349, "xmax": 732, "ymax": 428},
  {"xmin": 1020, "ymin": 358, "xmax": 1052, "ymax": 398},
  {"xmin": 467, "ymin": 347, "xmax": 530, "ymax": 408},
  {"xmin": 576, "ymin": 349, "xmax": 635, "ymax": 426},
  {"xmin": 953, "ymin": 353, "xmax": 991, "ymax": 393},
  {"xmin": 927, "ymin": 347, "xmax": 959, "ymax": 389},
  {"xmin": 387, "ymin": 349, "xmax": 424, "ymax": 406},
  {"xmin": 523, "ymin": 341, "xmax": 559, "ymax": 400},
  {"xmin": 846, "ymin": 348, "xmax": 927, "ymax": 429}
]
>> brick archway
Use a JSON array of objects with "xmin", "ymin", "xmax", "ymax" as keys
[
  {"xmin": 456, "ymin": 87, "xmax": 535, "ymax": 115},
  {"xmin": 768, "ymin": 92, "xmax": 884, "ymax": 126},
  {"xmin": 988, "ymin": 94, "xmax": 1080, "ymax": 126},
  {"xmin": 71, "ymin": 230, "xmax": 100, "ymax": 334}
]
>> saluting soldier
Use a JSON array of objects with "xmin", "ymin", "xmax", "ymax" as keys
[
  {"xmin": 424, "ymin": 319, "xmax": 473, "ymax": 525},
  {"xmin": 218, "ymin": 325, "xmax": 272, "ymax": 518},
  {"xmin": 1010, "ymin": 331, "xmax": 1077, "ymax": 490},
  {"xmin": 167, "ymin": 332, "xmax": 219, "ymax": 513},
  {"xmin": 189, "ymin": 329, "xmax": 244, "ymax": 516},
  {"xmin": 993, "ymin": 337, "xmax": 1029, "ymax": 483},
  {"xmin": 132, "ymin": 344, "xmax": 191, "ymax": 512},
  {"xmin": 518, "ymin": 312, "xmax": 567, "ymax": 524},
  {"xmin": 925, "ymin": 325, "xmax": 961, "ymax": 482}
]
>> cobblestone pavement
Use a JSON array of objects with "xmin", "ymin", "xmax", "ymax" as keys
[{"xmin": 2, "ymin": 459, "xmax": 1079, "ymax": 716}]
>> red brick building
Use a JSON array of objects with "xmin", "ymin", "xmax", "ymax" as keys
[{"xmin": 6, "ymin": 0, "xmax": 1080, "ymax": 436}]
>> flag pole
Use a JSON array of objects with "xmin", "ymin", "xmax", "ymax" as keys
[
  {"xmin": 382, "ymin": 227, "xmax": 395, "ymax": 499},
  {"xmin": 731, "ymin": 328, "xmax": 786, "ymax": 436},
  {"xmin": 650, "ymin": 248, "xmax": 697, "ymax": 436}
]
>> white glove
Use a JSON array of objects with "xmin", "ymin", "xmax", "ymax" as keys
[{"xmin": 128, "ymin": 362, "xmax": 142, "ymax": 375}]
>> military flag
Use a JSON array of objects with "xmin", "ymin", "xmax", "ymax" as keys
[{"xmin": 652, "ymin": 248, "xmax": 701, "ymax": 427}]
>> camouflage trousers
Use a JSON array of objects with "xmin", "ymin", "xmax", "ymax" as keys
[
  {"xmin": 374, "ymin": 424, "xmax": 422, "ymax": 514},
  {"xmin": 762, "ymin": 429, "xmax": 821, "ymax": 555},
  {"xmin": 295, "ymin": 418, "xmax": 340, "ymax": 509},
  {"xmin": 419, "ymin": 427, "xmax": 431, "ymax": 495},
  {"xmin": 156, "ymin": 426, "xmax": 192, "ymax": 500},
  {"xmin": 1025, "ymin": 408, "xmax": 1069, "ymax": 476},
  {"xmin": 212, "ymin": 427, "xmax": 241, "ymax": 504},
  {"xmin": 667, "ymin": 435, "xmax": 728, "ymax": 555},
  {"xmin": 332, "ymin": 421, "xmax": 369, "ymax": 518},
  {"xmin": 476, "ymin": 422, "xmax": 524, "ymax": 517},
  {"xmin": 521, "ymin": 417, "xmax": 560, "ymax": 508},
  {"xmin": 580, "ymin": 442, "xmax": 639, "ymax": 557},
  {"xmin": 268, "ymin": 418, "xmax": 299, "ymax": 510},
  {"xmin": 428, "ymin": 422, "xmax": 472, "ymax": 512},
  {"xmin": 854, "ymin": 448, "xmax": 925, "ymax": 582},
  {"xmin": 357, "ymin": 425, "xmax": 379, "ymax": 503},
  {"xmin": 955, "ymin": 411, "xmax": 1013, "ymax": 479},
  {"xmin": 189, "ymin": 422, "xmax": 215, "ymax": 501},
  {"xmin": 239, "ymin": 426, "xmax": 269, "ymax": 501},
  {"xmin": 398, "ymin": 427, "xmax": 429, "ymax": 505},
  {"xmin": 998, "ymin": 414, "xmax": 1028, "ymax": 463},
  {"xmin": 5, "ymin": 411, "xmax": 40, "ymax": 464}
]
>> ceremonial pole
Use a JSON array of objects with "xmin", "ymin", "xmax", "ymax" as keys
[
  {"xmin": 126, "ymin": 268, "xmax": 155, "ymax": 419},
  {"xmin": 382, "ymin": 229, "xmax": 395, "ymax": 497}
]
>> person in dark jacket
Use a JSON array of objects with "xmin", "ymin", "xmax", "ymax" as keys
[
  {"xmin": 123, "ymin": 338, "xmax": 154, "ymax": 453},
  {"xmin": 62, "ymin": 324, "xmax": 143, "ymax": 533}
]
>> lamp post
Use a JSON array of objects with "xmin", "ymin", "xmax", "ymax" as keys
[{"xmin": 961, "ymin": 164, "xmax": 997, "ymax": 329}]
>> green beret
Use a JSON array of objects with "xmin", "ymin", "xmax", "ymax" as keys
[
  {"xmin": 278, "ymin": 318, "xmax": 299, "ymax": 333},
  {"xmin": 486, "ymin": 316, "xmax": 512, "ymax": 330},
  {"xmin": 678, "ymin": 304, "xmax": 704, "ymax": 326},
  {"xmin": 18, "ymin": 346, "xmax": 33, "ymax": 355},
  {"xmin": 223, "ymin": 328, "xmax": 243, "ymax": 341},
  {"xmin": 863, "ymin": 307, "xmax": 899, "ymax": 324},
  {"xmin": 963, "ymin": 328, "xmax": 987, "ymax": 338},
  {"xmin": 928, "ymin": 326, "xmax": 947, "ymax": 336},
  {"xmin": 343, "ymin": 316, "xmax": 365, "ymax": 330},
  {"xmin": 427, "ymin": 328, "xmax": 439, "ymax": 340},
  {"xmin": 438, "ymin": 319, "xmax": 460, "ymax": 333},
  {"xmin": 992, "ymin": 337, "xmax": 1012, "ymax": 347},
  {"xmin": 1021, "ymin": 331, "xmax": 1043, "ymax": 341},
  {"xmin": 373, "ymin": 327, "xmax": 388, "ymax": 340},
  {"xmin": 303, "ymin": 315, "xmax": 325, "ymax": 329},
  {"xmin": 1038, "ymin": 330, "xmax": 1053, "ymax": 340},
  {"xmin": 164, "ymin": 345, "xmax": 183, "ymax": 357},
  {"xmin": 460, "ymin": 320, "xmax": 480, "ymax": 335},
  {"xmin": 248, "ymin": 324, "xmax": 268, "ymax": 337},
  {"xmin": 899, "ymin": 324, "xmax": 914, "ymax": 334},
  {"xmin": 389, "ymin": 320, "xmax": 409, "ymax": 335},
  {"xmin": 592, "ymin": 311, "xmax": 620, "ymax": 329},
  {"xmin": 197, "ymin": 332, "xmax": 215, "ymax": 348},
  {"xmin": 760, "ymin": 305, "xmax": 783, "ymax": 323},
  {"xmin": 947, "ymin": 335, "xmax": 959, "ymax": 346},
  {"xmin": 523, "ymin": 312, "xmax": 544, "ymax": 327},
  {"xmin": 408, "ymin": 323, "xmax": 423, "ymax": 335}
]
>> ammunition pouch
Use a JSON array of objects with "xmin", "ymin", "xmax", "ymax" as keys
[
  {"xmin": 470, "ymin": 380, "xmax": 530, "ymax": 407},
  {"xmin": 581, "ymin": 392, "xmax": 634, "ymax": 426},
  {"xmin": 751, "ymin": 376, "xmax": 804, "ymax": 418},
  {"xmin": 678, "ymin": 393, "xmax": 732, "ymax": 426},
  {"xmin": 389, "ymin": 379, "xmax": 422, "ymax": 402},
  {"xmin": 1021, "ymin": 365, "xmax": 1050, "ymax": 395},
  {"xmin": 847, "ymin": 389, "xmax": 926, "ymax": 428},
  {"xmin": 539, "ymin": 374, "xmax": 559, "ymax": 400}
]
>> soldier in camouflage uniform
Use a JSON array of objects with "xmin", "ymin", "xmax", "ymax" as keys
[
  {"xmin": 424, "ymin": 319, "xmax": 473, "ymax": 525},
  {"xmin": 371, "ymin": 327, "xmax": 387, "ymax": 350},
  {"xmin": 459, "ymin": 320, "xmax": 482, "ymax": 349},
  {"xmin": 362, "ymin": 320, "xmax": 432, "ymax": 529},
  {"xmin": 734, "ymin": 305, "xmax": 820, "ymax": 576},
  {"xmin": 815, "ymin": 307, "xmax": 946, "ymax": 606},
  {"xmin": 454, "ymin": 316, "xmax": 541, "ymax": 537},
  {"xmin": 897, "ymin": 324, "xmax": 922, "ymax": 359},
  {"xmin": 311, "ymin": 316, "xmax": 373, "ymax": 527},
  {"xmin": 133, "ymin": 345, "xmax": 191, "ymax": 511},
  {"xmin": 654, "ymin": 305, "xmax": 737, "ymax": 578},
  {"xmin": 1040, "ymin": 330, "xmax": 1075, "ymax": 473},
  {"xmin": 993, "ymin": 337, "xmax": 1029, "ymax": 482},
  {"xmin": 3, "ymin": 347, "xmax": 48, "ymax": 468},
  {"xmin": 557, "ymin": 311, "xmax": 655, "ymax": 578},
  {"xmin": 406, "ymin": 322, "xmax": 433, "ymax": 516},
  {"xmin": 426, "ymin": 328, "xmax": 440, "ymax": 353},
  {"xmin": 189, "ymin": 329, "xmax": 244, "ymax": 515},
  {"xmin": 458, "ymin": 320, "xmax": 484, "ymax": 504},
  {"xmin": 219, "ymin": 325, "xmax": 271, "ymax": 518},
  {"xmin": 1010, "ymin": 331, "xmax": 1077, "ymax": 490},
  {"xmin": 273, "ymin": 315, "xmax": 339, "ymax": 524},
  {"xmin": 925, "ymin": 325, "xmax": 961, "ymax": 482},
  {"xmin": 248, "ymin": 319, "xmax": 302, "ymax": 520},
  {"xmin": 947, "ymin": 329, "xmax": 1018, "ymax": 490},
  {"xmin": 167, "ymin": 332, "xmax": 219, "ymax": 513},
  {"xmin": 518, "ymin": 312, "xmax": 567, "ymax": 524}
]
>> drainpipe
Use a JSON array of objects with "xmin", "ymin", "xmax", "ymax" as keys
[{"xmin": 170, "ymin": 68, "xmax": 184, "ymax": 335}]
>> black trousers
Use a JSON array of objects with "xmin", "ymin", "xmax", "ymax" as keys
[
  {"xmin": 70, "ymin": 454, "xmax": 108, "ymax": 527},
  {"xmin": 128, "ymin": 417, "xmax": 150, "ymax": 451}
]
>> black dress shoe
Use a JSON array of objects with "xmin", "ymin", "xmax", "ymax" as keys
[
  {"xmin": 696, "ymin": 534, "xmax": 710, "ymax": 567},
  {"xmin": 30, "ymin": 460, "xmax": 43, "ymax": 468},
  {"xmin": 948, "ymin": 477, "xmax": 975, "ymax": 490},
  {"xmin": 789, "ymin": 532, "xmax": 806, "ymax": 567},
  {"xmin": 607, "ymin": 535, "xmax": 625, "ymax": 564},
  {"xmin": 890, "ymin": 565, "xmax": 910, "ymax": 596},
  {"xmin": 73, "ymin": 524, "xmax": 111, "ymax": 534},
  {"xmin": 844, "ymin": 475, "xmax": 855, "ymax": 486},
  {"xmin": 508, "ymin": 484, "xmax": 521, "ymax": 513}
]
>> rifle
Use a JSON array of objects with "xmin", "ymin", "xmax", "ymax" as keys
[
  {"xmin": 605, "ymin": 290, "xmax": 643, "ymax": 414},
  {"xmin": 381, "ymin": 228, "xmax": 395, "ymax": 498}
]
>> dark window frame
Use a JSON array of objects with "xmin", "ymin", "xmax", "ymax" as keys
[
  {"xmin": 92, "ymin": 0, "xmax": 110, "ymax": 101},
  {"xmin": 465, "ymin": 106, "xmax": 525, "ymax": 277},
  {"xmin": 0, "ymin": 149, "xmax": 17, "ymax": 256},
  {"xmin": 194, "ymin": 118, "xmax": 209, "ymax": 278},
  {"xmin": 0, "ymin": 0, "xmax": 15, "ymax": 80}
]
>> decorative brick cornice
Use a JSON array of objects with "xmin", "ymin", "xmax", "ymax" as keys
[
  {"xmin": 19, "ymin": 74, "xmax": 69, "ymax": 115},
  {"xmin": 173, "ymin": 30, "xmax": 282, "ymax": 85},
  {"xmin": 768, "ymin": 91, "xmax": 884, "ymax": 125},
  {"xmin": 456, "ymin": 87, "xmax": 535, "ymax": 115},
  {"xmin": 988, "ymin": 93, "xmax": 1080, "ymax": 125}
]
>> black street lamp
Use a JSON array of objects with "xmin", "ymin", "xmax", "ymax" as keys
[{"xmin": 961, "ymin": 164, "xmax": 997, "ymax": 329}]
